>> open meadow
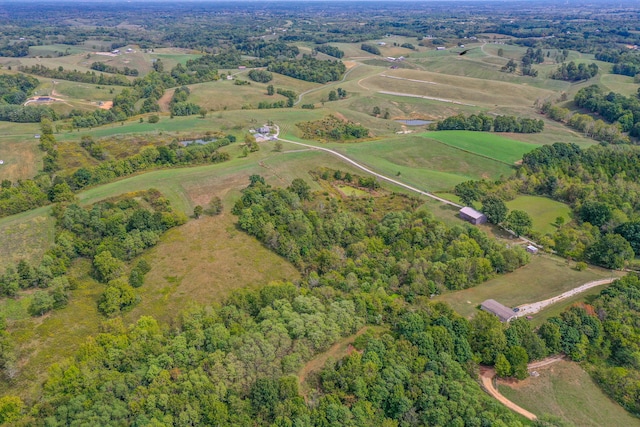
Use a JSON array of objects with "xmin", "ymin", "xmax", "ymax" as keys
[
  {"xmin": 506, "ymin": 195, "xmax": 572, "ymax": 235},
  {"xmin": 499, "ymin": 361, "xmax": 640, "ymax": 427}
]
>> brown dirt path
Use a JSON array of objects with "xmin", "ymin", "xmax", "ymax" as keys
[{"xmin": 479, "ymin": 355, "xmax": 565, "ymax": 420}]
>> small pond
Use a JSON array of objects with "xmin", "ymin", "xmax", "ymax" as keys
[{"xmin": 395, "ymin": 119, "xmax": 433, "ymax": 126}]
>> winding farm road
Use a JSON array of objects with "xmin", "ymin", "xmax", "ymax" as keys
[
  {"xmin": 480, "ymin": 355, "xmax": 565, "ymax": 421},
  {"xmin": 514, "ymin": 277, "xmax": 617, "ymax": 317},
  {"xmin": 275, "ymin": 133, "xmax": 462, "ymax": 207}
]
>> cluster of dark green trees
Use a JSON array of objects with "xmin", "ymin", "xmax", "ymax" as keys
[
  {"xmin": 169, "ymin": 86, "xmax": 201, "ymax": 117},
  {"xmin": 19, "ymin": 64, "xmax": 131, "ymax": 86},
  {"xmin": 89, "ymin": 62, "xmax": 139, "ymax": 76},
  {"xmin": 360, "ymin": 43, "xmax": 381, "ymax": 55},
  {"xmin": 247, "ymin": 69, "xmax": 273, "ymax": 83},
  {"xmin": 436, "ymin": 113, "xmax": 544, "ymax": 133},
  {"xmin": 314, "ymin": 44, "xmax": 344, "ymax": 58},
  {"xmin": 574, "ymin": 85, "xmax": 640, "ymax": 137},
  {"xmin": 267, "ymin": 55, "xmax": 346, "ymax": 84},
  {"xmin": 0, "ymin": 73, "xmax": 39, "ymax": 105},
  {"xmin": 595, "ymin": 49, "xmax": 640, "ymax": 77},
  {"xmin": 297, "ymin": 115, "xmax": 369, "ymax": 141},
  {"xmin": 549, "ymin": 61, "xmax": 598, "ymax": 81}
]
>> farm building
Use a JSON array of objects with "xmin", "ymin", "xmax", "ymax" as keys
[
  {"xmin": 480, "ymin": 299, "xmax": 516, "ymax": 322},
  {"xmin": 526, "ymin": 245, "xmax": 539, "ymax": 254},
  {"xmin": 459, "ymin": 207, "xmax": 487, "ymax": 225}
]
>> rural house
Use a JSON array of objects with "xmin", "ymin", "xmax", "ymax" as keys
[
  {"xmin": 459, "ymin": 207, "xmax": 487, "ymax": 225},
  {"xmin": 480, "ymin": 299, "xmax": 517, "ymax": 322}
]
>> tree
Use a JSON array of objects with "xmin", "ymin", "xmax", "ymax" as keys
[
  {"xmin": 579, "ymin": 201, "xmax": 612, "ymax": 228},
  {"xmin": 148, "ymin": 115, "xmax": 159, "ymax": 124},
  {"xmin": 328, "ymin": 90, "xmax": 338, "ymax": 101},
  {"xmin": 482, "ymin": 195, "xmax": 508, "ymax": 224},
  {"xmin": 495, "ymin": 353, "xmax": 511, "ymax": 377},
  {"xmin": 288, "ymin": 178, "xmax": 311, "ymax": 201},
  {"xmin": 206, "ymin": 196, "xmax": 223, "ymax": 216},
  {"xmin": 501, "ymin": 59, "xmax": 517, "ymax": 73},
  {"xmin": 267, "ymin": 85, "xmax": 274, "ymax": 96},
  {"xmin": 193, "ymin": 205, "xmax": 203, "ymax": 219},
  {"xmin": 274, "ymin": 141, "xmax": 283, "ymax": 152},
  {"xmin": 506, "ymin": 345, "xmax": 529, "ymax": 379},
  {"xmin": 199, "ymin": 109, "xmax": 207, "ymax": 119},
  {"xmin": 372, "ymin": 106, "xmax": 381, "ymax": 116},
  {"xmin": 586, "ymin": 233, "xmax": 634, "ymax": 269},
  {"xmin": 497, "ymin": 48, "xmax": 504, "ymax": 57},
  {"xmin": 93, "ymin": 251, "xmax": 125, "ymax": 283},
  {"xmin": 28, "ymin": 291, "xmax": 54, "ymax": 316},
  {"xmin": 505, "ymin": 210, "xmax": 532, "ymax": 236}
]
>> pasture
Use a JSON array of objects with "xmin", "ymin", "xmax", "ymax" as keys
[
  {"xmin": 329, "ymin": 134, "xmax": 516, "ymax": 192},
  {"xmin": 506, "ymin": 195, "xmax": 572, "ymax": 235},
  {"xmin": 499, "ymin": 361, "xmax": 640, "ymax": 427},
  {"xmin": 424, "ymin": 130, "xmax": 536, "ymax": 164},
  {"xmin": 435, "ymin": 254, "xmax": 619, "ymax": 319}
]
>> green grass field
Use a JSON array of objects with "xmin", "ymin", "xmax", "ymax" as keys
[
  {"xmin": 506, "ymin": 195, "xmax": 572, "ymax": 235},
  {"xmin": 425, "ymin": 130, "xmax": 537, "ymax": 164},
  {"xmin": 435, "ymin": 254, "xmax": 619, "ymax": 319},
  {"xmin": 499, "ymin": 361, "xmax": 640, "ymax": 427},
  {"xmin": 328, "ymin": 134, "xmax": 516, "ymax": 192}
]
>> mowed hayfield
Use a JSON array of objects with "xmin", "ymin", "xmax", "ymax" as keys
[
  {"xmin": 0, "ymin": 129, "xmax": 42, "ymax": 182},
  {"xmin": 499, "ymin": 361, "xmax": 640, "ymax": 427},
  {"xmin": 326, "ymin": 133, "xmax": 517, "ymax": 192},
  {"xmin": 506, "ymin": 195, "xmax": 572, "ymax": 235},
  {"xmin": 424, "ymin": 130, "xmax": 536, "ymax": 164},
  {"xmin": 359, "ymin": 68, "xmax": 558, "ymax": 108},
  {"xmin": 435, "ymin": 254, "xmax": 619, "ymax": 319}
]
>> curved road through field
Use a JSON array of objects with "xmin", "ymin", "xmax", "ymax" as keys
[
  {"xmin": 514, "ymin": 277, "xmax": 617, "ymax": 318},
  {"xmin": 275, "ymin": 132, "xmax": 462, "ymax": 207},
  {"xmin": 480, "ymin": 355, "xmax": 565, "ymax": 420}
]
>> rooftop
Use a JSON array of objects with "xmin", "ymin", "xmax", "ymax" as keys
[
  {"xmin": 481, "ymin": 299, "xmax": 516, "ymax": 322},
  {"xmin": 459, "ymin": 206, "xmax": 485, "ymax": 219}
]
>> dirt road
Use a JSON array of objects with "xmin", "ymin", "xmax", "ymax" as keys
[
  {"xmin": 276, "ymin": 135, "xmax": 462, "ymax": 207},
  {"xmin": 514, "ymin": 278, "xmax": 617, "ymax": 317},
  {"xmin": 480, "ymin": 355, "xmax": 564, "ymax": 420}
]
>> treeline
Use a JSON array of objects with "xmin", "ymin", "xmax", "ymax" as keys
[
  {"xmin": 436, "ymin": 113, "xmax": 544, "ymax": 133},
  {"xmin": 0, "ymin": 73, "xmax": 39, "ymax": 105},
  {"xmin": 234, "ymin": 175, "xmax": 529, "ymax": 294},
  {"xmin": 573, "ymin": 85, "xmax": 640, "ymax": 137},
  {"xmin": 539, "ymin": 102, "xmax": 628, "ymax": 145},
  {"xmin": 258, "ymin": 87, "xmax": 296, "ymax": 109},
  {"xmin": 0, "ymin": 104, "xmax": 57, "ymax": 123},
  {"xmin": 361, "ymin": 43, "xmax": 381, "ymax": 55},
  {"xmin": 549, "ymin": 61, "xmax": 598, "ymax": 81},
  {"xmin": 595, "ymin": 49, "xmax": 640, "ymax": 77},
  {"xmin": 297, "ymin": 115, "xmax": 369, "ymax": 141},
  {"xmin": 314, "ymin": 44, "xmax": 344, "ymax": 58},
  {"xmin": 19, "ymin": 64, "xmax": 132, "ymax": 86},
  {"xmin": 90, "ymin": 62, "xmax": 139, "ymax": 76},
  {"xmin": 267, "ymin": 55, "xmax": 346, "ymax": 84}
]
